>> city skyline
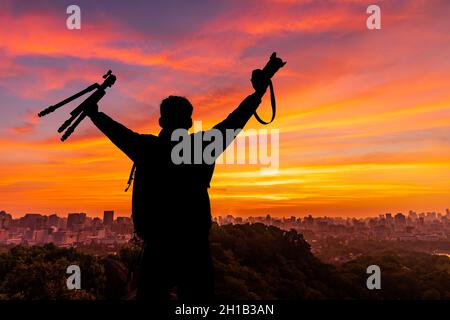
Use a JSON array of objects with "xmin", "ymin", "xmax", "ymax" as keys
[
  {"xmin": 2, "ymin": 206, "xmax": 450, "ymax": 220},
  {"xmin": 1, "ymin": 208, "xmax": 448, "ymax": 247},
  {"xmin": 1, "ymin": 1, "xmax": 450, "ymax": 217}
]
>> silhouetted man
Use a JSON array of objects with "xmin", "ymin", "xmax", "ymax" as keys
[{"xmin": 86, "ymin": 53, "xmax": 285, "ymax": 302}]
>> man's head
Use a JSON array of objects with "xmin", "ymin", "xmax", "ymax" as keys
[
  {"xmin": 159, "ymin": 95, "xmax": 193, "ymax": 130},
  {"xmin": 159, "ymin": 96, "xmax": 193, "ymax": 130}
]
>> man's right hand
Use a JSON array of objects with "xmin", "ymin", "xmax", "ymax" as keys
[
  {"xmin": 251, "ymin": 52, "xmax": 286, "ymax": 94},
  {"xmin": 263, "ymin": 52, "xmax": 286, "ymax": 79},
  {"xmin": 251, "ymin": 69, "xmax": 270, "ymax": 94},
  {"xmin": 86, "ymin": 103, "xmax": 99, "ymax": 117}
]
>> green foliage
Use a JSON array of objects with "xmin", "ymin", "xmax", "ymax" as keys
[
  {"xmin": 340, "ymin": 251, "xmax": 450, "ymax": 299},
  {"xmin": 210, "ymin": 223, "xmax": 450, "ymax": 300},
  {"xmin": 315, "ymin": 237, "xmax": 450, "ymax": 264},
  {"xmin": 210, "ymin": 223, "xmax": 358, "ymax": 299},
  {"xmin": 0, "ymin": 244, "xmax": 106, "ymax": 300},
  {"xmin": 0, "ymin": 225, "xmax": 449, "ymax": 300}
]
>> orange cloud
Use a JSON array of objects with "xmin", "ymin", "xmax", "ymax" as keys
[{"xmin": 1, "ymin": 0, "xmax": 450, "ymax": 218}]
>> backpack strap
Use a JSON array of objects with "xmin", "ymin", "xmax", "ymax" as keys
[{"xmin": 125, "ymin": 163, "xmax": 136, "ymax": 192}]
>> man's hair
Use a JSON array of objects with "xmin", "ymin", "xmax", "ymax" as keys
[{"xmin": 159, "ymin": 96, "xmax": 193, "ymax": 129}]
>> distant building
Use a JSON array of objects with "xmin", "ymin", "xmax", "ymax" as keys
[
  {"xmin": 426, "ymin": 212, "xmax": 437, "ymax": 222},
  {"xmin": 21, "ymin": 214, "xmax": 47, "ymax": 229},
  {"xmin": 385, "ymin": 213, "xmax": 393, "ymax": 222},
  {"xmin": 114, "ymin": 217, "xmax": 133, "ymax": 234},
  {"xmin": 103, "ymin": 210, "xmax": 114, "ymax": 226},
  {"xmin": 304, "ymin": 215, "xmax": 314, "ymax": 225},
  {"xmin": 408, "ymin": 210, "xmax": 417, "ymax": 220},
  {"xmin": 394, "ymin": 213, "xmax": 406, "ymax": 225},
  {"xmin": 0, "ymin": 211, "xmax": 12, "ymax": 229},
  {"xmin": 92, "ymin": 217, "xmax": 103, "ymax": 227},
  {"xmin": 34, "ymin": 229, "xmax": 49, "ymax": 243},
  {"xmin": 48, "ymin": 214, "xmax": 59, "ymax": 227},
  {"xmin": 0, "ymin": 229, "xmax": 8, "ymax": 242},
  {"xmin": 67, "ymin": 213, "xmax": 86, "ymax": 231}
]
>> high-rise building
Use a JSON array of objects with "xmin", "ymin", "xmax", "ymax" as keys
[
  {"xmin": 67, "ymin": 213, "xmax": 86, "ymax": 230},
  {"xmin": 48, "ymin": 214, "xmax": 59, "ymax": 227},
  {"xmin": 103, "ymin": 210, "xmax": 114, "ymax": 226},
  {"xmin": 394, "ymin": 213, "xmax": 406, "ymax": 225}
]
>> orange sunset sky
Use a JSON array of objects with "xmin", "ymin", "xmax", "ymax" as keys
[{"xmin": 1, "ymin": 0, "xmax": 450, "ymax": 219}]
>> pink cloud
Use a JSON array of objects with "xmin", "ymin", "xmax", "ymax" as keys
[{"xmin": 11, "ymin": 110, "xmax": 39, "ymax": 134}]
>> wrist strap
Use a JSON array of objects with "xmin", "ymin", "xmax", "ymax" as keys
[{"xmin": 253, "ymin": 79, "xmax": 276, "ymax": 125}]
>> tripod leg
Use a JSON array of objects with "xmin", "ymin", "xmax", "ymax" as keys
[
  {"xmin": 57, "ymin": 107, "xmax": 84, "ymax": 133},
  {"xmin": 38, "ymin": 83, "xmax": 99, "ymax": 117},
  {"xmin": 61, "ymin": 111, "xmax": 88, "ymax": 141}
]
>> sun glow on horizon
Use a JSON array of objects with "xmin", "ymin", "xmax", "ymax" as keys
[{"xmin": 1, "ymin": 0, "xmax": 450, "ymax": 218}]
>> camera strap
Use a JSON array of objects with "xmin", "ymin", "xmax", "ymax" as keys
[{"xmin": 253, "ymin": 79, "xmax": 276, "ymax": 125}]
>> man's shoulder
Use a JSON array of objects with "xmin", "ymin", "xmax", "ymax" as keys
[
  {"xmin": 140, "ymin": 133, "xmax": 158, "ymax": 141},
  {"xmin": 135, "ymin": 133, "xmax": 157, "ymax": 149}
]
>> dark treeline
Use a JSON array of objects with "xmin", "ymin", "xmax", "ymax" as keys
[
  {"xmin": 0, "ymin": 223, "xmax": 449, "ymax": 300},
  {"xmin": 314, "ymin": 237, "xmax": 450, "ymax": 264}
]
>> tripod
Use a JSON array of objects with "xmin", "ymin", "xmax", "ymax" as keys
[{"xmin": 38, "ymin": 70, "xmax": 117, "ymax": 141}]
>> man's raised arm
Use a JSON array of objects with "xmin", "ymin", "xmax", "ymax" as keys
[
  {"xmin": 212, "ymin": 91, "xmax": 266, "ymax": 139},
  {"xmin": 212, "ymin": 52, "xmax": 286, "ymax": 145},
  {"xmin": 87, "ymin": 106, "xmax": 142, "ymax": 161}
]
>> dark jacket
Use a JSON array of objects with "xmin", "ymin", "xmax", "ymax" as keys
[{"xmin": 89, "ymin": 92, "xmax": 263, "ymax": 243}]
